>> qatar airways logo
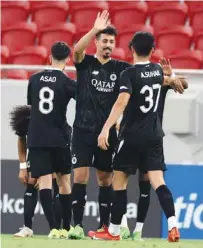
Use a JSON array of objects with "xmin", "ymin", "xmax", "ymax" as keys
[{"xmin": 91, "ymin": 73, "xmax": 117, "ymax": 93}]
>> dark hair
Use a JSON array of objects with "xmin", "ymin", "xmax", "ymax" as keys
[
  {"xmin": 96, "ymin": 26, "xmax": 117, "ymax": 39},
  {"xmin": 131, "ymin": 31, "xmax": 155, "ymax": 56},
  {"xmin": 51, "ymin": 41, "xmax": 71, "ymax": 61},
  {"xmin": 9, "ymin": 105, "xmax": 31, "ymax": 136}
]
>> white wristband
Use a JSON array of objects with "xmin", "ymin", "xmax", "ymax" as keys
[{"xmin": 20, "ymin": 162, "xmax": 27, "ymax": 169}]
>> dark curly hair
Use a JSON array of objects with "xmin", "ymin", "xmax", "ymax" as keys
[{"xmin": 9, "ymin": 105, "xmax": 31, "ymax": 137}]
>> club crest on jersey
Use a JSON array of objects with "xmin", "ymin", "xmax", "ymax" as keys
[
  {"xmin": 110, "ymin": 73, "xmax": 117, "ymax": 81},
  {"xmin": 72, "ymin": 155, "xmax": 77, "ymax": 165},
  {"xmin": 141, "ymin": 70, "xmax": 161, "ymax": 78},
  {"xmin": 40, "ymin": 76, "xmax": 56, "ymax": 82}
]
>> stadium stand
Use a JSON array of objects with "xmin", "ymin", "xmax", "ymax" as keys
[{"xmin": 1, "ymin": 0, "xmax": 203, "ymax": 77}]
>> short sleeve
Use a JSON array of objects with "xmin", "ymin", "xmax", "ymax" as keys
[
  {"xmin": 74, "ymin": 54, "xmax": 93, "ymax": 70},
  {"xmin": 119, "ymin": 69, "xmax": 132, "ymax": 95},
  {"xmin": 27, "ymin": 78, "xmax": 32, "ymax": 105},
  {"xmin": 65, "ymin": 78, "xmax": 77, "ymax": 99}
]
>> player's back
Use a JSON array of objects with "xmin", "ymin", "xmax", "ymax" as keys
[
  {"xmin": 27, "ymin": 68, "xmax": 76, "ymax": 148},
  {"xmin": 120, "ymin": 62, "xmax": 165, "ymax": 142}
]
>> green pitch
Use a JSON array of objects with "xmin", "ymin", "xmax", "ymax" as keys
[{"xmin": 1, "ymin": 234, "xmax": 203, "ymax": 248}]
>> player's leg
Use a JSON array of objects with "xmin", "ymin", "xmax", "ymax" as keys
[
  {"xmin": 29, "ymin": 148, "xmax": 59, "ymax": 238},
  {"xmin": 52, "ymin": 174, "xmax": 62, "ymax": 229},
  {"xmin": 146, "ymin": 140, "xmax": 179, "ymax": 242},
  {"xmin": 14, "ymin": 174, "xmax": 37, "ymax": 237},
  {"xmin": 69, "ymin": 129, "xmax": 93, "ymax": 239},
  {"xmin": 93, "ymin": 140, "xmax": 137, "ymax": 240},
  {"xmin": 53, "ymin": 147, "xmax": 73, "ymax": 239},
  {"xmin": 133, "ymin": 171, "xmax": 151, "ymax": 240}
]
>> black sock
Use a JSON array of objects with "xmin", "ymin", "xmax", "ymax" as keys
[
  {"xmin": 53, "ymin": 194, "xmax": 62, "ymax": 228},
  {"xmin": 72, "ymin": 183, "xmax": 87, "ymax": 227},
  {"xmin": 111, "ymin": 190, "xmax": 127, "ymax": 225},
  {"xmin": 52, "ymin": 179, "xmax": 62, "ymax": 228},
  {"xmin": 98, "ymin": 185, "xmax": 113, "ymax": 228},
  {"xmin": 59, "ymin": 194, "xmax": 72, "ymax": 231},
  {"xmin": 137, "ymin": 181, "xmax": 151, "ymax": 223},
  {"xmin": 40, "ymin": 189, "xmax": 58, "ymax": 230},
  {"xmin": 24, "ymin": 184, "xmax": 38, "ymax": 229},
  {"xmin": 156, "ymin": 185, "xmax": 175, "ymax": 219}
]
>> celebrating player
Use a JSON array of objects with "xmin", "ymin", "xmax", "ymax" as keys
[
  {"xmin": 94, "ymin": 31, "xmax": 185, "ymax": 242},
  {"xmin": 26, "ymin": 41, "xmax": 76, "ymax": 239},
  {"xmin": 70, "ymin": 10, "xmax": 131, "ymax": 239}
]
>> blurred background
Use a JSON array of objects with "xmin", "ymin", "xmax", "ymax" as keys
[{"xmin": 1, "ymin": 0, "xmax": 203, "ymax": 240}]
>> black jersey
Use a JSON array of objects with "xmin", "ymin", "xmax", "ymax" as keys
[
  {"xmin": 74, "ymin": 54, "xmax": 130, "ymax": 133},
  {"xmin": 27, "ymin": 68, "xmax": 76, "ymax": 148},
  {"xmin": 119, "ymin": 62, "xmax": 165, "ymax": 142},
  {"xmin": 158, "ymin": 86, "xmax": 171, "ymax": 124}
]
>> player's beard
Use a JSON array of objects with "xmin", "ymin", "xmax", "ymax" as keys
[{"xmin": 103, "ymin": 48, "xmax": 112, "ymax": 59}]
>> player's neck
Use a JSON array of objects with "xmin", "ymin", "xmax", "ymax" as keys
[
  {"xmin": 95, "ymin": 54, "xmax": 111, "ymax": 65},
  {"xmin": 133, "ymin": 55, "xmax": 150, "ymax": 64},
  {"xmin": 51, "ymin": 63, "xmax": 64, "ymax": 71}
]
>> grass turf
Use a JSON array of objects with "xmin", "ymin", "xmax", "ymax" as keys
[{"xmin": 1, "ymin": 234, "xmax": 203, "ymax": 248}]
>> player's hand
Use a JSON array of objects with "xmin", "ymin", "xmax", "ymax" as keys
[
  {"xmin": 160, "ymin": 57, "xmax": 173, "ymax": 76},
  {"xmin": 170, "ymin": 75, "xmax": 187, "ymax": 94},
  {"xmin": 94, "ymin": 10, "xmax": 110, "ymax": 31},
  {"xmin": 19, "ymin": 169, "xmax": 28, "ymax": 185},
  {"xmin": 98, "ymin": 128, "xmax": 110, "ymax": 150}
]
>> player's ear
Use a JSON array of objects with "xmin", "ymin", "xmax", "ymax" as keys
[
  {"xmin": 65, "ymin": 58, "xmax": 70, "ymax": 65},
  {"xmin": 49, "ymin": 55, "xmax": 52, "ymax": 65}
]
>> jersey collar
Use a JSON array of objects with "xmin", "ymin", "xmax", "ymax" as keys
[
  {"xmin": 94, "ymin": 54, "xmax": 112, "ymax": 61},
  {"xmin": 135, "ymin": 61, "xmax": 150, "ymax": 65},
  {"xmin": 49, "ymin": 67, "xmax": 62, "ymax": 71}
]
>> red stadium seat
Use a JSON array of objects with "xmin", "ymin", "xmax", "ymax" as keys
[
  {"xmin": 1, "ymin": 46, "xmax": 9, "ymax": 64},
  {"xmin": 110, "ymin": 2, "xmax": 148, "ymax": 30},
  {"xmin": 150, "ymin": 2, "xmax": 188, "ymax": 31},
  {"xmin": 169, "ymin": 50, "xmax": 203, "ymax": 69},
  {"xmin": 70, "ymin": 2, "xmax": 109, "ymax": 33},
  {"xmin": 2, "ymin": 22, "xmax": 37, "ymax": 54},
  {"xmin": 9, "ymin": 46, "xmax": 48, "ymax": 65},
  {"xmin": 151, "ymin": 49, "xmax": 164, "ymax": 63},
  {"xmin": 118, "ymin": 24, "xmax": 154, "ymax": 52},
  {"xmin": 145, "ymin": 0, "xmax": 164, "ymax": 12},
  {"xmin": 31, "ymin": 1, "xmax": 69, "ymax": 30},
  {"xmin": 156, "ymin": 26, "xmax": 193, "ymax": 56},
  {"xmin": 187, "ymin": 1, "xmax": 203, "ymax": 32},
  {"xmin": 1, "ymin": 1, "xmax": 30, "ymax": 28},
  {"xmin": 6, "ymin": 70, "xmax": 28, "ymax": 80},
  {"xmin": 39, "ymin": 23, "xmax": 76, "ymax": 54},
  {"xmin": 194, "ymin": 30, "xmax": 203, "ymax": 51}
]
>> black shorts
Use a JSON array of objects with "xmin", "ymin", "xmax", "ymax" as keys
[
  {"xmin": 113, "ymin": 138, "xmax": 166, "ymax": 175},
  {"xmin": 27, "ymin": 146, "xmax": 72, "ymax": 178},
  {"xmin": 71, "ymin": 128, "xmax": 118, "ymax": 172}
]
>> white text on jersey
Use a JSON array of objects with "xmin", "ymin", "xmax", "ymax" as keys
[
  {"xmin": 40, "ymin": 76, "xmax": 56, "ymax": 82},
  {"xmin": 141, "ymin": 70, "xmax": 161, "ymax": 78}
]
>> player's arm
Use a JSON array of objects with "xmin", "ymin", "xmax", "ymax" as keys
[
  {"xmin": 18, "ymin": 136, "xmax": 28, "ymax": 185},
  {"xmin": 163, "ymin": 75, "xmax": 187, "ymax": 94},
  {"xmin": 98, "ymin": 70, "xmax": 132, "ymax": 150},
  {"xmin": 73, "ymin": 10, "xmax": 110, "ymax": 63}
]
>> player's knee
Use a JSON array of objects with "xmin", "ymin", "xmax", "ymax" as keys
[
  {"xmin": 112, "ymin": 171, "xmax": 128, "ymax": 190},
  {"xmin": 139, "ymin": 171, "xmax": 149, "ymax": 182},
  {"xmin": 96, "ymin": 170, "xmax": 112, "ymax": 186},
  {"xmin": 28, "ymin": 177, "xmax": 37, "ymax": 185},
  {"xmin": 74, "ymin": 167, "xmax": 89, "ymax": 184},
  {"xmin": 58, "ymin": 174, "xmax": 71, "ymax": 194},
  {"xmin": 148, "ymin": 170, "xmax": 165, "ymax": 190},
  {"xmin": 38, "ymin": 174, "xmax": 52, "ymax": 190}
]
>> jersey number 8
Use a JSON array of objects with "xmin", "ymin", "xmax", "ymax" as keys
[
  {"xmin": 140, "ymin": 84, "xmax": 161, "ymax": 113},
  {"xmin": 39, "ymin": 87, "xmax": 54, "ymax": 114}
]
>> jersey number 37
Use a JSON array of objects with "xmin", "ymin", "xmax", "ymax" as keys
[
  {"xmin": 140, "ymin": 84, "xmax": 161, "ymax": 113},
  {"xmin": 39, "ymin": 87, "xmax": 54, "ymax": 114}
]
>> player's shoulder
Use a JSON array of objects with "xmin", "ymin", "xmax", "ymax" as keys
[{"xmin": 112, "ymin": 59, "xmax": 131, "ymax": 69}]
